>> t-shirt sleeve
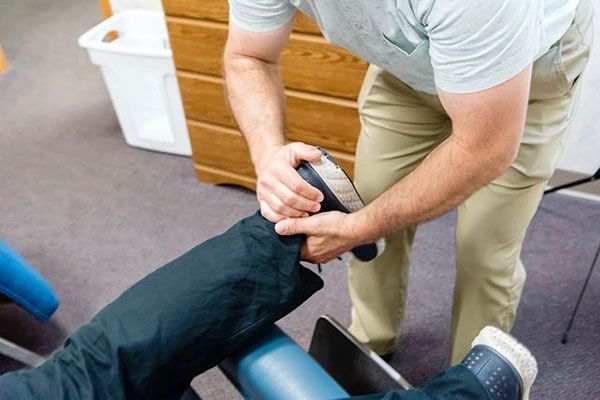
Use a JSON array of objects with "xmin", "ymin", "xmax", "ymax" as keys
[
  {"xmin": 228, "ymin": 0, "xmax": 296, "ymax": 32},
  {"xmin": 425, "ymin": 0, "xmax": 544, "ymax": 93}
]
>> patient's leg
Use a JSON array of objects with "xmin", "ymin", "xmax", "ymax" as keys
[
  {"xmin": 0, "ymin": 212, "xmax": 322, "ymax": 400},
  {"xmin": 0, "ymin": 212, "xmax": 535, "ymax": 400},
  {"xmin": 351, "ymin": 326, "xmax": 537, "ymax": 400}
]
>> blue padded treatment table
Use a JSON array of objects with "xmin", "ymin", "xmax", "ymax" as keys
[{"xmin": 221, "ymin": 325, "xmax": 349, "ymax": 400}]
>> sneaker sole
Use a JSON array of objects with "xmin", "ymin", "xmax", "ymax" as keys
[
  {"xmin": 306, "ymin": 151, "xmax": 364, "ymax": 213},
  {"xmin": 300, "ymin": 150, "xmax": 385, "ymax": 261},
  {"xmin": 472, "ymin": 326, "xmax": 538, "ymax": 400}
]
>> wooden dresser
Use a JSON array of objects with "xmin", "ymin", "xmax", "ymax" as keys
[{"xmin": 162, "ymin": 0, "xmax": 368, "ymax": 190}]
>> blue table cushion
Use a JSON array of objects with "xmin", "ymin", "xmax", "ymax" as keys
[
  {"xmin": 222, "ymin": 326, "xmax": 349, "ymax": 400},
  {"xmin": 0, "ymin": 241, "xmax": 59, "ymax": 322}
]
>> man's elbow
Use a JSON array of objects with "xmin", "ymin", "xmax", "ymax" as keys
[
  {"xmin": 222, "ymin": 40, "xmax": 249, "ymax": 76},
  {"xmin": 222, "ymin": 45, "xmax": 239, "ymax": 76},
  {"xmin": 222, "ymin": 49, "xmax": 270, "ymax": 78},
  {"xmin": 454, "ymin": 129, "xmax": 521, "ymax": 180},
  {"xmin": 487, "ymin": 138, "xmax": 521, "ymax": 178}
]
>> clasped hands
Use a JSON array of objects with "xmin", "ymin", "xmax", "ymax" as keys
[{"xmin": 256, "ymin": 143, "xmax": 365, "ymax": 263}]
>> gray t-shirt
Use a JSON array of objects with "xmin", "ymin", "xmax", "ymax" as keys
[{"xmin": 228, "ymin": 0, "xmax": 579, "ymax": 94}]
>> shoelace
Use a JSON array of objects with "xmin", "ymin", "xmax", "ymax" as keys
[{"xmin": 316, "ymin": 256, "xmax": 343, "ymax": 274}]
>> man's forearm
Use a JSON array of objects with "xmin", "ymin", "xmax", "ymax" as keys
[
  {"xmin": 224, "ymin": 56, "xmax": 287, "ymax": 170},
  {"xmin": 353, "ymin": 134, "xmax": 514, "ymax": 243}
]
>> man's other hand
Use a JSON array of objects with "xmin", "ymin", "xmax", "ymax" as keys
[{"xmin": 275, "ymin": 211, "xmax": 361, "ymax": 263}]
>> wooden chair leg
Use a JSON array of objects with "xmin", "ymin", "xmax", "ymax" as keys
[
  {"xmin": 98, "ymin": 0, "xmax": 113, "ymax": 19},
  {"xmin": 97, "ymin": 0, "xmax": 117, "ymax": 41},
  {"xmin": 0, "ymin": 45, "xmax": 8, "ymax": 74}
]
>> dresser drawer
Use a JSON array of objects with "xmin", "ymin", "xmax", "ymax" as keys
[
  {"xmin": 167, "ymin": 17, "xmax": 367, "ymax": 99},
  {"xmin": 190, "ymin": 122, "xmax": 255, "ymax": 178},
  {"xmin": 163, "ymin": 0, "xmax": 228, "ymax": 22},
  {"xmin": 163, "ymin": 0, "xmax": 321, "ymax": 35},
  {"xmin": 178, "ymin": 72, "xmax": 360, "ymax": 153},
  {"xmin": 189, "ymin": 121, "xmax": 355, "ymax": 188},
  {"xmin": 163, "ymin": 0, "xmax": 362, "ymax": 191}
]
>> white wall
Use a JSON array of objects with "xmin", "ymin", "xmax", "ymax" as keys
[{"xmin": 559, "ymin": 0, "xmax": 600, "ymax": 175}]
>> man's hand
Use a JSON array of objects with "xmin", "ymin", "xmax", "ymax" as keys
[
  {"xmin": 275, "ymin": 211, "xmax": 362, "ymax": 263},
  {"xmin": 256, "ymin": 143, "xmax": 324, "ymax": 222}
]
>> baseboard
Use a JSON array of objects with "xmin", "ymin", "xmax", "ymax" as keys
[{"xmin": 547, "ymin": 169, "xmax": 600, "ymax": 201}]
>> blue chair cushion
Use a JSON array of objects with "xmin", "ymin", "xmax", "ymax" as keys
[{"xmin": 0, "ymin": 241, "xmax": 59, "ymax": 322}]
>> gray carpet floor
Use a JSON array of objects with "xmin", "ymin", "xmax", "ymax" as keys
[{"xmin": 1, "ymin": 1, "xmax": 599, "ymax": 399}]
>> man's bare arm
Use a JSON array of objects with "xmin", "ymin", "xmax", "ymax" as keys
[
  {"xmin": 351, "ymin": 65, "xmax": 533, "ymax": 244},
  {"xmin": 224, "ymin": 21, "xmax": 323, "ymax": 222},
  {"xmin": 224, "ymin": 22, "xmax": 290, "ymax": 164}
]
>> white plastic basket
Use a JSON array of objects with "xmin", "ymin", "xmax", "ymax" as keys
[{"xmin": 79, "ymin": 10, "xmax": 191, "ymax": 156}]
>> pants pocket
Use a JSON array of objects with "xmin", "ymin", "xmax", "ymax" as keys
[{"xmin": 530, "ymin": 1, "xmax": 592, "ymax": 100}]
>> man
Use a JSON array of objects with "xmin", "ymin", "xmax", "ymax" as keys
[
  {"xmin": 223, "ymin": 0, "xmax": 593, "ymax": 362},
  {"xmin": 0, "ymin": 208, "xmax": 537, "ymax": 400}
]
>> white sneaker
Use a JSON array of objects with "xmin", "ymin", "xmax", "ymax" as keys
[{"xmin": 462, "ymin": 326, "xmax": 538, "ymax": 400}]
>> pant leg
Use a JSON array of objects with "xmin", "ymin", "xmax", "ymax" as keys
[
  {"xmin": 0, "ymin": 212, "xmax": 323, "ymax": 400},
  {"xmin": 348, "ymin": 65, "xmax": 451, "ymax": 355},
  {"xmin": 450, "ymin": 0, "xmax": 593, "ymax": 364},
  {"xmin": 346, "ymin": 366, "xmax": 488, "ymax": 400}
]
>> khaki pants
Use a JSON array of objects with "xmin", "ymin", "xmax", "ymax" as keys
[{"xmin": 348, "ymin": 0, "xmax": 593, "ymax": 364}]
